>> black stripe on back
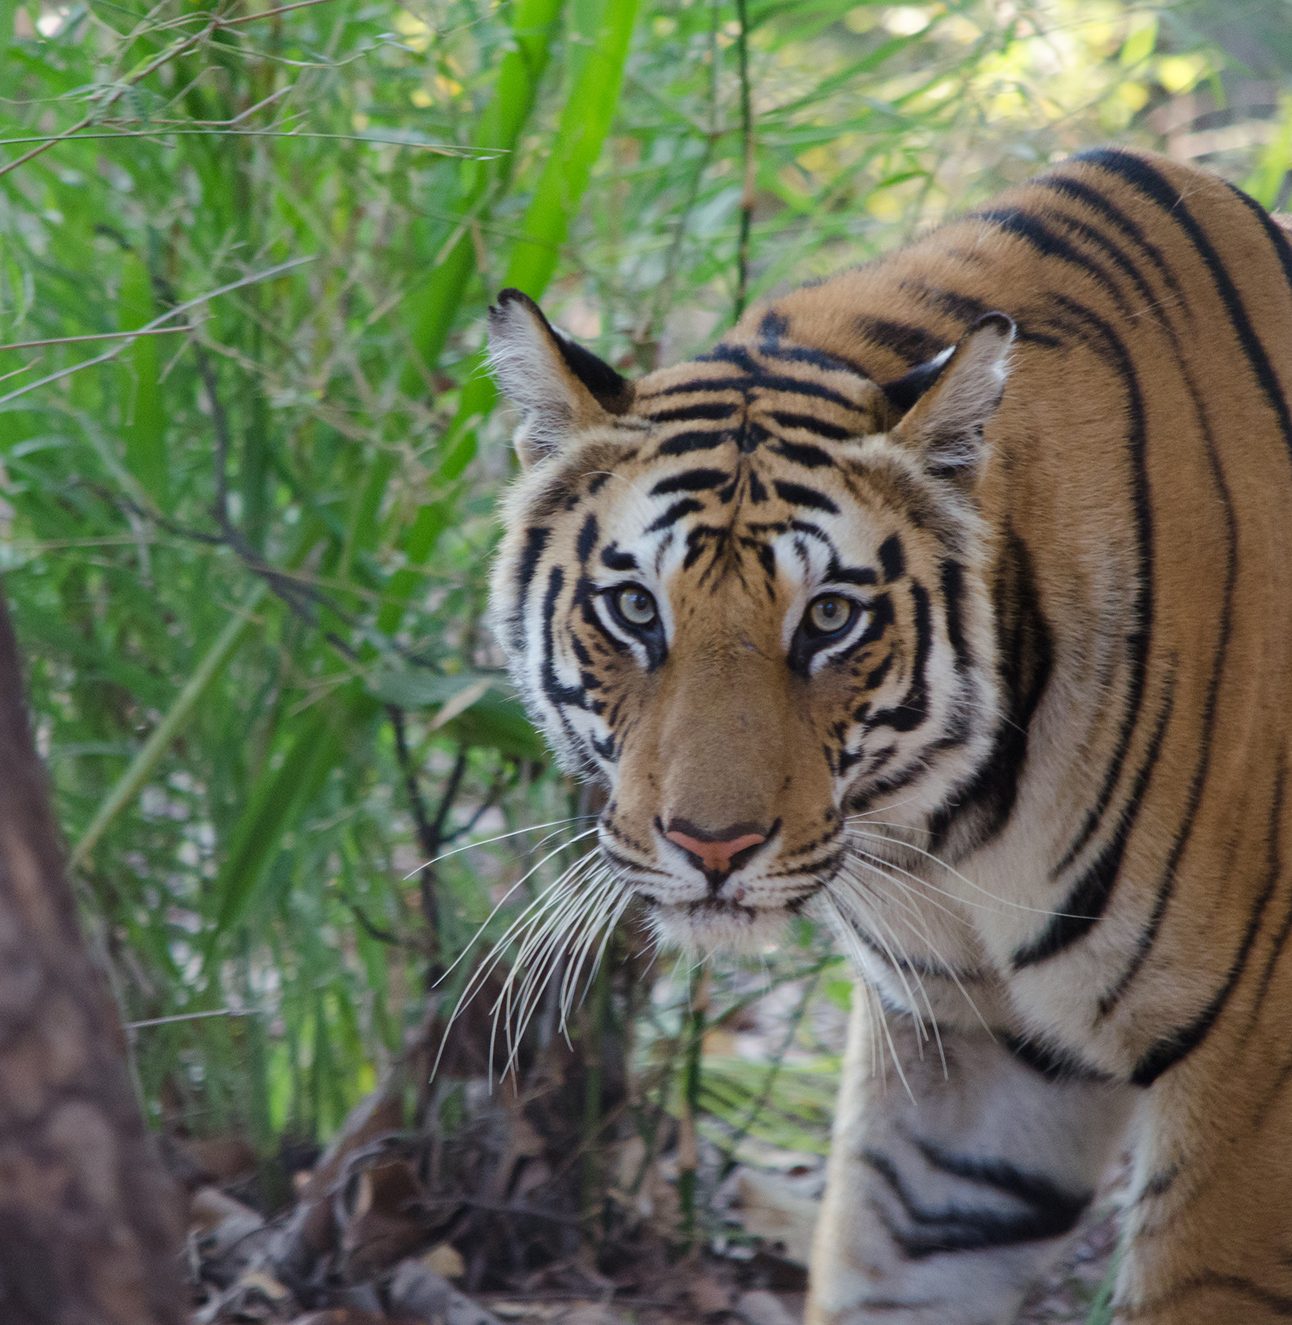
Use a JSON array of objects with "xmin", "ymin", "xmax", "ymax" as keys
[
  {"xmin": 1034, "ymin": 172, "xmax": 1184, "ymax": 302},
  {"xmin": 1077, "ymin": 148, "xmax": 1292, "ymax": 461},
  {"xmin": 973, "ymin": 207, "xmax": 1133, "ymax": 317},
  {"xmin": 854, "ymin": 316, "xmax": 947, "ymax": 365},
  {"xmin": 1222, "ymin": 179, "xmax": 1292, "ymax": 297},
  {"xmin": 866, "ymin": 580, "xmax": 931, "ymax": 734},
  {"xmin": 1094, "ymin": 367, "xmax": 1237, "ymax": 1020},
  {"xmin": 1047, "ymin": 294, "xmax": 1156, "ymax": 873}
]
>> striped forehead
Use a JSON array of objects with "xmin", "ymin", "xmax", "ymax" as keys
[
  {"xmin": 594, "ymin": 441, "xmax": 893, "ymax": 595},
  {"xmin": 571, "ymin": 335, "xmax": 898, "ymax": 583},
  {"xmin": 633, "ymin": 340, "xmax": 885, "ymax": 465}
]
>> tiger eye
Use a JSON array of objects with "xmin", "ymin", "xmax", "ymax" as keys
[
  {"xmin": 616, "ymin": 585, "xmax": 658, "ymax": 628},
  {"xmin": 808, "ymin": 594, "xmax": 851, "ymax": 635}
]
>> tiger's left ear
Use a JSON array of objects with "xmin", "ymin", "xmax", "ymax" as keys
[
  {"xmin": 487, "ymin": 289, "xmax": 634, "ymax": 467},
  {"xmin": 889, "ymin": 313, "xmax": 1015, "ymax": 485}
]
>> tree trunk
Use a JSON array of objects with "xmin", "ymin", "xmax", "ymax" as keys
[{"xmin": 0, "ymin": 593, "xmax": 184, "ymax": 1324}]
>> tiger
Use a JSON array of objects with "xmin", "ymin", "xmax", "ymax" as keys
[{"xmin": 483, "ymin": 147, "xmax": 1292, "ymax": 1323}]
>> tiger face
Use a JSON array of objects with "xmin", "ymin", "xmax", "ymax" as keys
[{"xmin": 488, "ymin": 289, "xmax": 1013, "ymax": 954}]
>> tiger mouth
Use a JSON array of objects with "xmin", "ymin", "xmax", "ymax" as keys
[
  {"xmin": 645, "ymin": 888, "xmax": 818, "ymax": 920},
  {"xmin": 654, "ymin": 896, "xmax": 762, "ymax": 920}
]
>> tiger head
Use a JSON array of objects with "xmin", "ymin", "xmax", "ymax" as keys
[{"xmin": 487, "ymin": 289, "xmax": 1014, "ymax": 955}]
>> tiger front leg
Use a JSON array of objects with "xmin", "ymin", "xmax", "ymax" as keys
[
  {"xmin": 808, "ymin": 993, "xmax": 1133, "ymax": 1325},
  {"xmin": 1109, "ymin": 1038, "xmax": 1292, "ymax": 1324}
]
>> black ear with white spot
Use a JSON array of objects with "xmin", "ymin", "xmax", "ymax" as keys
[
  {"xmin": 889, "ymin": 313, "xmax": 1015, "ymax": 486},
  {"xmin": 487, "ymin": 289, "xmax": 633, "ymax": 467}
]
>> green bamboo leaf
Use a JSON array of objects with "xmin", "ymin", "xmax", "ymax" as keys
[
  {"xmin": 70, "ymin": 585, "xmax": 267, "ymax": 872},
  {"xmin": 203, "ymin": 698, "xmax": 361, "ymax": 955},
  {"xmin": 431, "ymin": 0, "xmax": 643, "ymax": 504},
  {"xmin": 401, "ymin": 0, "xmax": 566, "ymax": 386},
  {"xmin": 365, "ymin": 666, "xmax": 544, "ymax": 760},
  {"xmin": 117, "ymin": 252, "xmax": 168, "ymax": 505}
]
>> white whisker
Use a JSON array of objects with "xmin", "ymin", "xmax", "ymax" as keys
[
  {"xmin": 834, "ymin": 868, "xmax": 951, "ymax": 1076},
  {"xmin": 435, "ymin": 825, "xmax": 603, "ymax": 986},
  {"xmin": 846, "ymin": 829, "xmax": 1083, "ymax": 919},
  {"xmin": 814, "ymin": 893, "xmax": 914, "ymax": 1102},
  {"xmin": 402, "ymin": 813, "xmax": 596, "ymax": 881},
  {"xmin": 433, "ymin": 840, "xmax": 602, "ymax": 1079},
  {"xmin": 831, "ymin": 858, "xmax": 994, "ymax": 1039}
]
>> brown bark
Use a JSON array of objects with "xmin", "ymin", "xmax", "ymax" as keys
[{"xmin": 0, "ymin": 593, "xmax": 184, "ymax": 1324}]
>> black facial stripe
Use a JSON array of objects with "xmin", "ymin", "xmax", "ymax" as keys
[
  {"xmin": 652, "ymin": 528, "xmax": 676, "ymax": 574},
  {"xmin": 929, "ymin": 529, "xmax": 1052, "ymax": 854},
  {"xmin": 774, "ymin": 480, "xmax": 839, "ymax": 513},
  {"xmin": 600, "ymin": 843, "xmax": 669, "ymax": 879},
  {"xmin": 865, "ymin": 654, "xmax": 893, "ymax": 689},
  {"xmin": 655, "ymin": 430, "xmax": 729, "ymax": 457},
  {"xmin": 659, "ymin": 371, "xmax": 861, "ymax": 410},
  {"xmin": 773, "ymin": 438, "xmax": 836, "ymax": 469},
  {"xmin": 878, "ymin": 534, "xmax": 905, "ymax": 581},
  {"xmin": 510, "ymin": 525, "xmax": 550, "ymax": 649},
  {"xmin": 537, "ymin": 567, "xmax": 588, "ymax": 776},
  {"xmin": 769, "ymin": 411, "xmax": 853, "ymax": 441},
  {"xmin": 939, "ymin": 558, "xmax": 971, "ymax": 674},
  {"xmin": 756, "ymin": 543, "xmax": 775, "ymax": 584},
  {"xmin": 756, "ymin": 339, "xmax": 875, "ymax": 377},
  {"xmin": 865, "ymin": 581, "xmax": 931, "ymax": 734},
  {"xmin": 644, "ymin": 497, "xmax": 704, "ymax": 533},
  {"xmin": 576, "ymin": 512, "xmax": 599, "ymax": 564},
  {"xmin": 830, "ymin": 566, "xmax": 878, "ymax": 587},
  {"xmin": 648, "ymin": 401, "xmax": 737, "ymax": 422},
  {"xmin": 601, "ymin": 543, "xmax": 637, "ymax": 572},
  {"xmin": 1000, "ymin": 1030, "xmax": 1111, "ymax": 1084},
  {"xmin": 811, "ymin": 624, "xmax": 877, "ymax": 678},
  {"xmin": 577, "ymin": 579, "xmax": 633, "ymax": 658},
  {"xmin": 649, "ymin": 467, "xmax": 730, "ymax": 496}
]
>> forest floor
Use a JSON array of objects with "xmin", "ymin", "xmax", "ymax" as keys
[{"xmin": 181, "ymin": 983, "xmax": 1121, "ymax": 1325}]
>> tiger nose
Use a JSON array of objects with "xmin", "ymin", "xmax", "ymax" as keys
[{"xmin": 663, "ymin": 819, "xmax": 770, "ymax": 887}]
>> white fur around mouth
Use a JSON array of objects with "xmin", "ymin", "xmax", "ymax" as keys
[{"xmin": 645, "ymin": 895, "xmax": 793, "ymax": 956}]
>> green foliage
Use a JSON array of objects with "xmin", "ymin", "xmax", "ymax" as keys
[{"xmin": 0, "ymin": 13, "xmax": 1284, "ymax": 1306}]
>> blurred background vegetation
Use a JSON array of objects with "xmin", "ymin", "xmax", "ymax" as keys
[{"xmin": 0, "ymin": 0, "xmax": 1289, "ymax": 1306}]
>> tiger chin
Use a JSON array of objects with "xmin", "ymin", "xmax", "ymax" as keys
[{"xmin": 485, "ymin": 147, "xmax": 1292, "ymax": 1325}]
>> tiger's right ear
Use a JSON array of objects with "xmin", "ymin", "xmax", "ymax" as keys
[{"xmin": 487, "ymin": 289, "xmax": 634, "ymax": 468}]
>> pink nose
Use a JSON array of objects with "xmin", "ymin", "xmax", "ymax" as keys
[{"xmin": 664, "ymin": 821, "xmax": 769, "ymax": 878}]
